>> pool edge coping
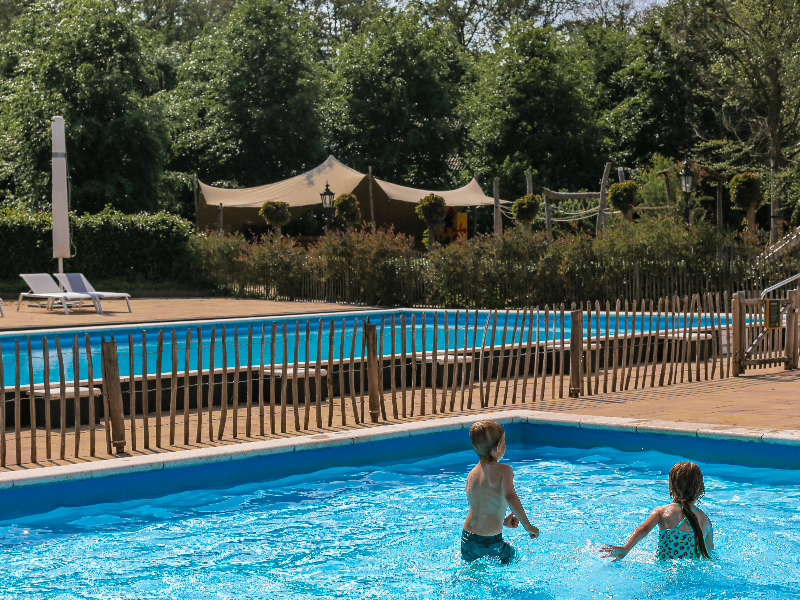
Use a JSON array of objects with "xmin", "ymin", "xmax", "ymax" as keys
[{"xmin": 2, "ymin": 411, "xmax": 799, "ymax": 491}]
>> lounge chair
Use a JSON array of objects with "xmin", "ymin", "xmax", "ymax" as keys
[
  {"xmin": 54, "ymin": 273, "xmax": 132, "ymax": 313},
  {"xmin": 17, "ymin": 273, "xmax": 98, "ymax": 315},
  {"xmin": 0, "ymin": 298, "xmax": 4, "ymax": 318}
]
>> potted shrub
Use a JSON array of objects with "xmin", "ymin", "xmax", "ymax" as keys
[
  {"xmin": 729, "ymin": 172, "xmax": 763, "ymax": 232},
  {"xmin": 415, "ymin": 194, "xmax": 447, "ymax": 248},
  {"xmin": 607, "ymin": 181, "xmax": 639, "ymax": 222},
  {"xmin": 512, "ymin": 194, "xmax": 540, "ymax": 233},
  {"xmin": 259, "ymin": 201, "xmax": 291, "ymax": 236},
  {"xmin": 333, "ymin": 193, "xmax": 361, "ymax": 227}
]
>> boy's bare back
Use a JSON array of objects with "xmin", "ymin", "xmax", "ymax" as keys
[{"xmin": 464, "ymin": 461, "xmax": 515, "ymax": 536}]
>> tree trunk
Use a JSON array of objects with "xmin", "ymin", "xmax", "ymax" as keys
[
  {"xmin": 624, "ymin": 208, "xmax": 633, "ymax": 223},
  {"xmin": 427, "ymin": 224, "xmax": 435, "ymax": 248},
  {"xmin": 523, "ymin": 219, "xmax": 531, "ymax": 233},
  {"xmin": 767, "ymin": 63, "xmax": 785, "ymax": 244},
  {"xmin": 275, "ymin": 225, "xmax": 282, "ymax": 237},
  {"xmin": 747, "ymin": 203, "xmax": 756, "ymax": 232}
]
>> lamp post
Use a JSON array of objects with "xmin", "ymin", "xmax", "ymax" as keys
[
  {"xmin": 679, "ymin": 158, "xmax": 695, "ymax": 225},
  {"xmin": 320, "ymin": 181, "xmax": 335, "ymax": 232}
]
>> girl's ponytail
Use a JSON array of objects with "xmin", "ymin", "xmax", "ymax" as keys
[{"xmin": 678, "ymin": 498, "xmax": 710, "ymax": 559}]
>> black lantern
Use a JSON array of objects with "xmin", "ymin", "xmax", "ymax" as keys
[
  {"xmin": 679, "ymin": 159, "xmax": 694, "ymax": 194},
  {"xmin": 320, "ymin": 182, "xmax": 335, "ymax": 210}
]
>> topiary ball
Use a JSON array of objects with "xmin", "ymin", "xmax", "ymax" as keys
[
  {"xmin": 729, "ymin": 172, "xmax": 764, "ymax": 210},
  {"xmin": 415, "ymin": 194, "xmax": 447, "ymax": 227},
  {"xmin": 607, "ymin": 181, "xmax": 639, "ymax": 212},
  {"xmin": 512, "ymin": 194, "xmax": 541, "ymax": 222},
  {"xmin": 334, "ymin": 193, "xmax": 361, "ymax": 226},
  {"xmin": 259, "ymin": 201, "xmax": 291, "ymax": 227}
]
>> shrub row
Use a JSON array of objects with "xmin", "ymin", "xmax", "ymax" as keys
[{"xmin": 0, "ymin": 206, "xmax": 194, "ymax": 280}]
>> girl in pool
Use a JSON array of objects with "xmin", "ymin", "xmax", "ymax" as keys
[{"xmin": 600, "ymin": 461, "xmax": 713, "ymax": 561}]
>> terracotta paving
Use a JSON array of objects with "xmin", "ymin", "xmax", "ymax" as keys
[
  {"xmin": 2, "ymin": 365, "xmax": 797, "ymax": 472},
  {"xmin": 1, "ymin": 297, "xmax": 369, "ymax": 331}
]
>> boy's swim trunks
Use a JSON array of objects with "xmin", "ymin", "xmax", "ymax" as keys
[{"xmin": 460, "ymin": 529, "xmax": 517, "ymax": 564}]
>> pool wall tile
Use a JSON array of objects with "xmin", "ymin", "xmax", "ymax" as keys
[
  {"xmin": 695, "ymin": 426, "xmax": 766, "ymax": 443},
  {"xmin": 577, "ymin": 416, "xmax": 646, "ymax": 432},
  {"xmin": 760, "ymin": 430, "xmax": 800, "ymax": 446},
  {"xmin": 635, "ymin": 421, "xmax": 700, "ymax": 437},
  {"xmin": 524, "ymin": 412, "xmax": 581, "ymax": 428}
]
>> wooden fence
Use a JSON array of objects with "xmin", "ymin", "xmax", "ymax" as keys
[{"xmin": 2, "ymin": 289, "xmax": 798, "ymax": 468}]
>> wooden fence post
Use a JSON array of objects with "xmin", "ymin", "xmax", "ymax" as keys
[
  {"xmin": 366, "ymin": 322, "xmax": 380, "ymax": 423},
  {"xmin": 101, "ymin": 339, "xmax": 127, "ymax": 454},
  {"xmin": 731, "ymin": 291, "xmax": 743, "ymax": 376},
  {"xmin": 569, "ymin": 310, "xmax": 582, "ymax": 398}
]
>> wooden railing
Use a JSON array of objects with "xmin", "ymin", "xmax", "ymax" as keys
[{"xmin": 2, "ymin": 289, "xmax": 798, "ymax": 468}]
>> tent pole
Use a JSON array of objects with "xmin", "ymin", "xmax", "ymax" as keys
[
  {"xmin": 193, "ymin": 174, "xmax": 199, "ymax": 231},
  {"xmin": 368, "ymin": 166, "xmax": 375, "ymax": 233},
  {"xmin": 493, "ymin": 178, "xmax": 502, "ymax": 236}
]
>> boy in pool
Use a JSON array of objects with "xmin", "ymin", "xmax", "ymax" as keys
[{"xmin": 461, "ymin": 420, "xmax": 539, "ymax": 564}]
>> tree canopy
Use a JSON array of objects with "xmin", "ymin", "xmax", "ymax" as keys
[{"xmin": 0, "ymin": 0, "xmax": 797, "ymax": 238}]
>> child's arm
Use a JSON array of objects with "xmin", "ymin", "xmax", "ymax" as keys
[
  {"xmin": 501, "ymin": 466, "xmax": 539, "ymax": 538},
  {"xmin": 599, "ymin": 507, "xmax": 661, "ymax": 561},
  {"xmin": 705, "ymin": 520, "xmax": 714, "ymax": 550}
]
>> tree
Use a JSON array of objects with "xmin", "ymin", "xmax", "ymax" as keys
[
  {"xmin": 0, "ymin": 0, "xmax": 167, "ymax": 212},
  {"xmin": 672, "ymin": 0, "xmax": 800, "ymax": 242},
  {"xmin": 323, "ymin": 9, "xmax": 467, "ymax": 188},
  {"xmin": 333, "ymin": 193, "xmax": 361, "ymax": 227},
  {"xmin": 607, "ymin": 180, "xmax": 638, "ymax": 222},
  {"xmin": 259, "ymin": 201, "xmax": 291, "ymax": 236},
  {"xmin": 163, "ymin": 0, "xmax": 325, "ymax": 188},
  {"xmin": 729, "ymin": 171, "xmax": 763, "ymax": 232},
  {"xmin": 512, "ymin": 194, "xmax": 540, "ymax": 232},
  {"xmin": 462, "ymin": 23, "xmax": 600, "ymax": 198},
  {"xmin": 416, "ymin": 193, "xmax": 447, "ymax": 248}
]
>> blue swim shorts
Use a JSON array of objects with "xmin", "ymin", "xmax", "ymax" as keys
[{"xmin": 461, "ymin": 529, "xmax": 517, "ymax": 564}]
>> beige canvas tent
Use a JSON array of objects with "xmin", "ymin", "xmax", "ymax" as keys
[{"xmin": 197, "ymin": 156, "xmax": 497, "ymax": 240}]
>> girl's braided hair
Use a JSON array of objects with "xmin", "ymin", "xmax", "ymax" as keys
[{"xmin": 668, "ymin": 462, "xmax": 710, "ymax": 558}]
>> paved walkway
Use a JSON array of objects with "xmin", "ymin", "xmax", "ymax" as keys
[
  {"xmin": 2, "ymin": 365, "xmax": 797, "ymax": 471},
  {"xmin": 1, "ymin": 297, "xmax": 368, "ymax": 331}
]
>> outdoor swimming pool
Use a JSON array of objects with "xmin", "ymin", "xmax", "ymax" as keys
[
  {"xmin": 1, "ymin": 440, "xmax": 797, "ymax": 599},
  {"xmin": 1, "ymin": 309, "xmax": 728, "ymax": 387}
]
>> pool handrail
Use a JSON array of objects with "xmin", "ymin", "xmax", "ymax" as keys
[{"xmin": 760, "ymin": 271, "xmax": 800, "ymax": 299}]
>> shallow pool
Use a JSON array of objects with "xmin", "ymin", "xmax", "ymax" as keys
[
  {"xmin": 1, "ymin": 444, "xmax": 797, "ymax": 599},
  {"xmin": 2, "ymin": 309, "xmax": 728, "ymax": 387}
]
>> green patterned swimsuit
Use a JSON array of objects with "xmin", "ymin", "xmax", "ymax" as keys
[{"xmin": 656, "ymin": 506, "xmax": 701, "ymax": 559}]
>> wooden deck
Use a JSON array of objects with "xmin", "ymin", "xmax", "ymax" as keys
[
  {"xmin": 2, "ymin": 364, "xmax": 797, "ymax": 472},
  {"xmin": 0, "ymin": 297, "xmax": 368, "ymax": 331}
]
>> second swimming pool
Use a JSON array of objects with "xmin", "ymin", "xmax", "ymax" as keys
[{"xmin": 2, "ymin": 309, "xmax": 728, "ymax": 387}]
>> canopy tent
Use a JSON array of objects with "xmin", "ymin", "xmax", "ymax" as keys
[{"xmin": 196, "ymin": 156, "xmax": 499, "ymax": 239}]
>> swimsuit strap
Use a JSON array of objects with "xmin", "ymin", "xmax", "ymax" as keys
[{"xmin": 676, "ymin": 505, "xmax": 699, "ymax": 529}]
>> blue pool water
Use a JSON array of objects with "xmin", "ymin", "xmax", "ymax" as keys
[
  {"xmin": 1, "ymin": 443, "xmax": 797, "ymax": 599},
  {"xmin": 1, "ymin": 310, "xmax": 727, "ymax": 387}
]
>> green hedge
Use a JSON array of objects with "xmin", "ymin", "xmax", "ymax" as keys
[{"xmin": 0, "ymin": 206, "xmax": 194, "ymax": 281}]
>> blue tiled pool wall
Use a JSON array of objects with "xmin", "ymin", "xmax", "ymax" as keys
[
  {"xmin": 2, "ymin": 423, "xmax": 798, "ymax": 520},
  {"xmin": 2, "ymin": 309, "xmax": 728, "ymax": 387}
]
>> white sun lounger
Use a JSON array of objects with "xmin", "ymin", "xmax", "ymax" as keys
[
  {"xmin": 17, "ymin": 273, "xmax": 98, "ymax": 315},
  {"xmin": 54, "ymin": 273, "xmax": 132, "ymax": 313}
]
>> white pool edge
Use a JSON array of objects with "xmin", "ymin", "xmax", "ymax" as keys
[{"xmin": 1, "ymin": 411, "xmax": 799, "ymax": 491}]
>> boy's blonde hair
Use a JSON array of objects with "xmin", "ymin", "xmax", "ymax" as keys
[{"xmin": 469, "ymin": 420, "xmax": 505, "ymax": 459}]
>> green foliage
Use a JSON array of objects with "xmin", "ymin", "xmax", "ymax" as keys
[
  {"xmin": 634, "ymin": 154, "xmax": 677, "ymax": 207},
  {"xmin": 607, "ymin": 181, "xmax": 639, "ymax": 212},
  {"xmin": 323, "ymin": 9, "xmax": 466, "ymax": 187},
  {"xmin": 0, "ymin": 205, "xmax": 193, "ymax": 280},
  {"xmin": 162, "ymin": 0, "xmax": 325, "ymax": 188},
  {"xmin": 307, "ymin": 227, "xmax": 417, "ymax": 305},
  {"xmin": 333, "ymin": 193, "xmax": 361, "ymax": 226},
  {"xmin": 0, "ymin": 0, "xmax": 167, "ymax": 212},
  {"xmin": 416, "ymin": 194, "xmax": 447, "ymax": 226},
  {"xmin": 463, "ymin": 23, "xmax": 599, "ymax": 195},
  {"xmin": 512, "ymin": 194, "xmax": 540, "ymax": 222},
  {"xmin": 729, "ymin": 172, "xmax": 764, "ymax": 210},
  {"xmin": 259, "ymin": 201, "xmax": 291, "ymax": 228}
]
